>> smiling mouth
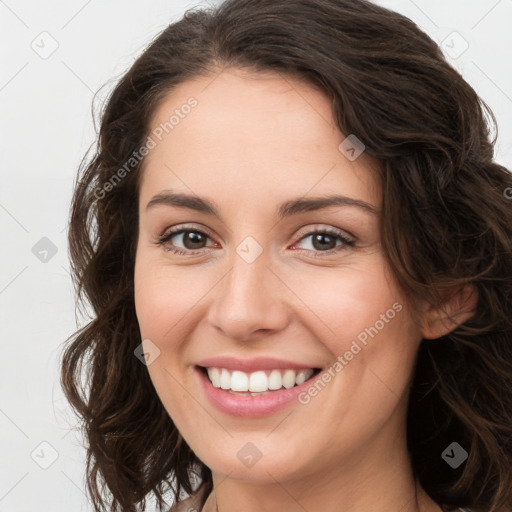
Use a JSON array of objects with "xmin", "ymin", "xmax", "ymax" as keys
[{"xmin": 197, "ymin": 366, "xmax": 322, "ymax": 395}]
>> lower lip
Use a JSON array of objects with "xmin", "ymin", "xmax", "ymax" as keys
[{"xmin": 196, "ymin": 367, "xmax": 319, "ymax": 418}]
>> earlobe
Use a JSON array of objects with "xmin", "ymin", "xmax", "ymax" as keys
[{"xmin": 420, "ymin": 284, "xmax": 478, "ymax": 340}]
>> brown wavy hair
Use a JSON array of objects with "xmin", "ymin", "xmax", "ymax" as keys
[{"xmin": 60, "ymin": 0, "xmax": 512, "ymax": 510}]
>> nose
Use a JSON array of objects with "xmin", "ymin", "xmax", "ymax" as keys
[{"xmin": 206, "ymin": 248, "xmax": 290, "ymax": 342}]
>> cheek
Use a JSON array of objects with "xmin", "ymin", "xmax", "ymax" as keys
[
  {"xmin": 134, "ymin": 254, "xmax": 213, "ymax": 352},
  {"xmin": 292, "ymin": 264, "xmax": 419, "ymax": 447},
  {"xmin": 296, "ymin": 258, "xmax": 406, "ymax": 351},
  {"xmin": 135, "ymin": 253, "xmax": 182, "ymax": 330},
  {"xmin": 133, "ymin": 257, "xmax": 197, "ymax": 415},
  {"xmin": 299, "ymin": 256, "xmax": 420, "ymax": 407},
  {"xmin": 134, "ymin": 263, "xmax": 165, "ymax": 338}
]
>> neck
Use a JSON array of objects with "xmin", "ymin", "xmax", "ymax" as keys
[{"xmin": 202, "ymin": 422, "xmax": 442, "ymax": 512}]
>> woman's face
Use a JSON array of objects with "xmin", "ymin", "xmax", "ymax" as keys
[{"xmin": 134, "ymin": 68, "xmax": 424, "ymax": 485}]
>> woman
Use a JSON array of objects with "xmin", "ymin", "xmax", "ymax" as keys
[{"xmin": 61, "ymin": 0, "xmax": 512, "ymax": 511}]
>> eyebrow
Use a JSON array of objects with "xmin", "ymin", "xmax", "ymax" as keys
[{"xmin": 145, "ymin": 191, "xmax": 378, "ymax": 218}]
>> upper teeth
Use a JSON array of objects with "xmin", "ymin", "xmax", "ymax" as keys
[{"xmin": 206, "ymin": 368, "xmax": 315, "ymax": 392}]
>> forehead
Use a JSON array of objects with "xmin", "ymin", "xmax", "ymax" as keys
[{"xmin": 139, "ymin": 68, "xmax": 380, "ymax": 212}]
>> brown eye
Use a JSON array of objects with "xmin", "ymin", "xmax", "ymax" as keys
[
  {"xmin": 157, "ymin": 227, "xmax": 214, "ymax": 254},
  {"xmin": 293, "ymin": 228, "xmax": 355, "ymax": 256},
  {"xmin": 177, "ymin": 230, "xmax": 208, "ymax": 250},
  {"xmin": 310, "ymin": 233, "xmax": 338, "ymax": 251}
]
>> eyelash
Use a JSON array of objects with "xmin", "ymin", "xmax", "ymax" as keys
[{"xmin": 155, "ymin": 224, "xmax": 355, "ymax": 257}]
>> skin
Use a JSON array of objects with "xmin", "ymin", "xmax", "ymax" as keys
[{"xmin": 134, "ymin": 67, "xmax": 475, "ymax": 512}]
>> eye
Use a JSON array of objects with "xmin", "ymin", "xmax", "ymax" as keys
[
  {"xmin": 291, "ymin": 227, "xmax": 355, "ymax": 257},
  {"xmin": 155, "ymin": 224, "xmax": 355, "ymax": 257},
  {"xmin": 156, "ymin": 225, "xmax": 216, "ymax": 255}
]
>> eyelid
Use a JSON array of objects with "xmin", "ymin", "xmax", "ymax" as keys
[
  {"xmin": 159, "ymin": 222, "xmax": 216, "ymax": 240},
  {"xmin": 158, "ymin": 223, "xmax": 354, "ymax": 245},
  {"xmin": 157, "ymin": 222, "xmax": 356, "ymax": 257},
  {"xmin": 293, "ymin": 223, "xmax": 355, "ymax": 243}
]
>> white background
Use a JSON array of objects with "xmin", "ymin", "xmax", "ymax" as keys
[{"xmin": 1, "ymin": 0, "xmax": 511, "ymax": 511}]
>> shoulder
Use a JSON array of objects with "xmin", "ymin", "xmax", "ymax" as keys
[{"xmin": 168, "ymin": 490, "xmax": 205, "ymax": 512}]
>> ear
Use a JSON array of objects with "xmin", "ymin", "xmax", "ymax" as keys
[{"xmin": 420, "ymin": 284, "xmax": 478, "ymax": 340}]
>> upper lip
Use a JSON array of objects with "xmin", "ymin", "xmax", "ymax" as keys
[{"xmin": 196, "ymin": 356, "xmax": 322, "ymax": 373}]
